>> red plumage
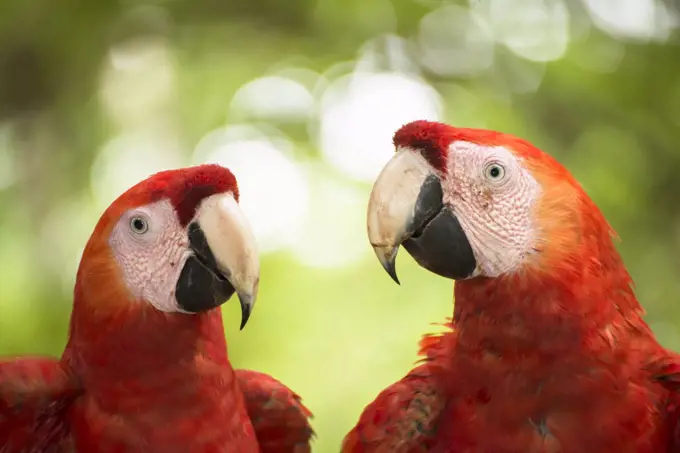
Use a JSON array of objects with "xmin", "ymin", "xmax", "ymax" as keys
[
  {"xmin": 345, "ymin": 121, "xmax": 680, "ymax": 452},
  {"xmin": 237, "ymin": 370, "xmax": 313, "ymax": 453},
  {"xmin": 114, "ymin": 164, "xmax": 239, "ymax": 227},
  {"xmin": 0, "ymin": 164, "xmax": 313, "ymax": 452},
  {"xmin": 393, "ymin": 120, "xmax": 548, "ymax": 174},
  {"xmin": 0, "ymin": 357, "xmax": 80, "ymax": 452}
]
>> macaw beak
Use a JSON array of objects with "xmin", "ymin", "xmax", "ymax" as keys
[
  {"xmin": 176, "ymin": 192, "xmax": 260, "ymax": 330},
  {"xmin": 366, "ymin": 149, "xmax": 477, "ymax": 283}
]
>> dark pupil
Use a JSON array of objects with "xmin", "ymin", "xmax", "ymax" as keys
[
  {"xmin": 489, "ymin": 166, "xmax": 500, "ymax": 178},
  {"xmin": 133, "ymin": 218, "xmax": 145, "ymax": 231}
]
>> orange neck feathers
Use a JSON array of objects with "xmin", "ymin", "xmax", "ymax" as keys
[{"xmin": 452, "ymin": 188, "xmax": 648, "ymax": 358}]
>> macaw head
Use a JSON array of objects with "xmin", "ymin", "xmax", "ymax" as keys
[
  {"xmin": 72, "ymin": 164, "xmax": 259, "ymax": 343},
  {"xmin": 366, "ymin": 120, "xmax": 620, "ymax": 285}
]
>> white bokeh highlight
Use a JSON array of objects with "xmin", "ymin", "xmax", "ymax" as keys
[
  {"xmin": 100, "ymin": 37, "xmax": 175, "ymax": 128},
  {"xmin": 91, "ymin": 132, "xmax": 186, "ymax": 211},
  {"xmin": 418, "ymin": 5, "xmax": 495, "ymax": 77},
  {"xmin": 582, "ymin": 0, "xmax": 677, "ymax": 41},
  {"xmin": 474, "ymin": 0, "xmax": 570, "ymax": 62},
  {"xmin": 317, "ymin": 71, "xmax": 442, "ymax": 182},
  {"xmin": 495, "ymin": 55, "xmax": 547, "ymax": 94},
  {"xmin": 230, "ymin": 76, "xmax": 315, "ymax": 121},
  {"xmin": 193, "ymin": 125, "xmax": 309, "ymax": 254},
  {"xmin": 355, "ymin": 34, "xmax": 421, "ymax": 75},
  {"xmin": 291, "ymin": 168, "xmax": 368, "ymax": 268}
]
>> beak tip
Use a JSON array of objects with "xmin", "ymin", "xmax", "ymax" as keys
[
  {"xmin": 375, "ymin": 246, "xmax": 401, "ymax": 285},
  {"xmin": 385, "ymin": 261, "xmax": 401, "ymax": 285},
  {"xmin": 237, "ymin": 292, "xmax": 254, "ymax": 330}
]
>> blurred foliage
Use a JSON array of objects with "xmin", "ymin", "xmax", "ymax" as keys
[{"xmin": 1, "ymin": 0, "xmax": 680, "ymax": 451}]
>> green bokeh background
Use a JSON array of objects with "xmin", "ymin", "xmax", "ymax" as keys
[{"xmin": 1, "ymin": 0, "xmax": 680, "ymax": 451}]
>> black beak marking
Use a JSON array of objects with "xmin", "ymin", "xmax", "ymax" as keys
[
  {"xmin": 409, "ymin": 175, "xmax": 444, "ymax": 239},
  {"xmin": 239, "ymin": 301, "xmax": 251, "ymax": 331},
  {"xmin": 187, "ymin": 223, "xmax": 222, "ymax": 277},
  {"xmin": 175, "ymin": 223, "xmax": 238, "ymax": 316},
  {"xmin": 401, "ymin": 175, "xmax": 477, "ymax": 280},
  {"xmin": 384, "ymin": 255, "xmax": 400, "ymax": 285},
  {"xmin": 237, "ymin": 292, "xmax": 255, "ymax": 331}
]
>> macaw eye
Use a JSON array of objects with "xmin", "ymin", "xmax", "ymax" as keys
[
  {"xmin": 130, "ymin": 216, "xmax": 149, "ymax": 234},
  {"xmin": 484, "ymin": 163, "xmax": 505, "ymax": 182}
]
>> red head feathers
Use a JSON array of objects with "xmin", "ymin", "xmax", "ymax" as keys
[{"xmin": 68, "ymin": 164, "xmax": 259, "ymax": 378}]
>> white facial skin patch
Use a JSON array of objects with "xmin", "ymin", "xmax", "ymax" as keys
[
  {"xmin": 443, "ymin": 141, "xmax": 541, "ymax": 277},
  {"xmin": 109, "ymin": 199, "xmax": 191, "ymax": 313}
]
